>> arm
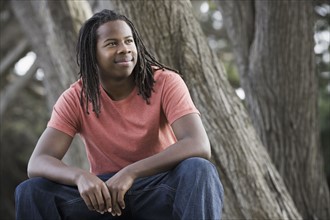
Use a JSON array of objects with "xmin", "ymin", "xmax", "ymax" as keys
[
  {"xmin": 28, "ymin": 127, "xmax": 77, "ymax": 182},
  {"xmin": 28, "ymin": 127, "xmax": 112, "ymax": 213},
  {"xmin": 125, "ymin": 113, "xmax": 211, "ymax": 176},
  {"xmin": 106, "ymin": 113, "xmax": 210, "ymax": 216}
]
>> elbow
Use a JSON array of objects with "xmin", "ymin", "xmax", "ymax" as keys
[
  {"xmin": 27, "ymin": 158, "xmax": 38, "ymax": 178},
  {"xmin": 196, "ymin": 138, "xmax": 211, "ymax": 160},
  {"xmin": 27, "ymin": 162, "xmax": 34, "ymax": 178},
  {"xmin": 203, "ymin": 149, "xmax": 211, "ymax": 160},
  {"xmin": 202, "ymin": 141, "xmax": 212, "ymax": 160},
  {"xmin": 27, "ymin": 171, "xmax": 34, "ymax": 179}
]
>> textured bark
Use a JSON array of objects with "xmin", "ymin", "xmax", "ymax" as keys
[
  {"xmin": 0, "ymin": 39, "xmax": 29, "ymax": 76},
  {"xmin": 88, "ymin": 0, "xmax": 114, "ymax": 12},
  {"xmin": 11, "ymin": 0, "xmax": 92, "ymax": 170},
  {"xmin": 219, "ymin": 1, "xmax": 330, "ymax": 219},
  {"xmin": 0, "ymin": 60, "xmax": 37, "ymax": 117},
  {"xmin": 112, "ymin": 0, "xmax": 301, "ymax": 219}
]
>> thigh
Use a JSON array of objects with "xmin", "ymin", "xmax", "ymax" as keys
[
  {"xmin": 126, "ymin": 172, "xmax": 175, "ymax": 220},
  {"xmin": 17, "ymin": 177, "xmax": 131, "ymax": 220},
  {"xmin": 57, "ymin": 175, "xmax": 132, "ymax": 220}
]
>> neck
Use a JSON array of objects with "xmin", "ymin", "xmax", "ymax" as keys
[{"xmin": 101, "ymin": 76, "xmax": 135, "ymax": 101}]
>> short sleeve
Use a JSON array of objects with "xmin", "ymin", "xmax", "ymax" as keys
[
  {"xmin": 47, "ymin": 88, "xmax": 81, "ymax": 137},
  {"xmin": 161, "ymin": 72, "xmax": 200, "ymax": 125}
]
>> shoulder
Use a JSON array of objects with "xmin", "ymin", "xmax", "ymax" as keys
[
  {"xmin": 153, "ymin": 67, "xmax": 182, "ymax": 84},
  {"xmin": 54, "ymin": 79, "xmax": 83, "ymax": 109},
  {"xmin": 65, "ymin": 79, "xmax": 82, "ymax": 93},
  {"xmin": 48, "ymin": 80, "xmax": 83, "ymax": 136},
  {"xmin": 61, "ymin": 80, "xmax": 82, "ymax": 99}
]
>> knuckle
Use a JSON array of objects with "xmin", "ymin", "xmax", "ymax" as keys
[
  {"xmin": 118, "ymin": 186, "xmax": 126, "ymax": 191},
  {"xmin": 92, "ymin": 185, "xmax": 101, "ymax": 191},
  {"xmin": 114, "ymin": 206, "xmax": 120, "ymax": 212}
]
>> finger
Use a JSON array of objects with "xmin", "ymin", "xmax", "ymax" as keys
[
  {"xmin": 110, "ymin": 191, "xmax": 121, "ymax": 216},
  {"xmin": 81, "ymin": 194, "xmax": 94, "ymax": 211},
  {"xmin": 94, "ymin": 188, "xmax": 106, "ymax": 212},
  {"xmin": 89, "ymin": 194, "xmax": 99, "ymax": 211},
  {"xmin": 101, "ymin": 185, "xmax": 112, "ymax": 212},
  {"xmin": 117, "ymin": 189, "xmax": 126, "ymax": 210}
]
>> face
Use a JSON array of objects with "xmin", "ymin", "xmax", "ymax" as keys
[{"xmin": 96, "ymin": 20, "xmax": 138, "ymax": 82}]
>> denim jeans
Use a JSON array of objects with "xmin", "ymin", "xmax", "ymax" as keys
[{"xmin": 15, "ymin": 157, "xmax": 224, "ymax": 220}]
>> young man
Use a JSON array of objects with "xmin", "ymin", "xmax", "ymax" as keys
[{"xmin": 15, "ymin": 9, "xmax": 224, "ymax": 219}]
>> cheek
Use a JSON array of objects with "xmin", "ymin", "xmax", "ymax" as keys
[
  {"xmin": 133, "ymin": 45, "xmax": 138, "ymax": 54},
  {"xmin": 97, "ymin": 51, "xmax": 113, "ymax": 63},
  {"xmin": 95, "ymin": 49, "xmax": 103, "ymax": 63},
  {"xmin": 132, "ymin": 46, "xmax": 138, "ymax": 59}
]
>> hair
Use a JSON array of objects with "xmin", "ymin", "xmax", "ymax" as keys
[{"xmin": 76, "ymin": 9, "xmax": 178, "ymax": 116}]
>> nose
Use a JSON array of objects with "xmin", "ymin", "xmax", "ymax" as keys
[{"xmin": 117, "ymin": 42, "xmax": 131, "ymax": 54}]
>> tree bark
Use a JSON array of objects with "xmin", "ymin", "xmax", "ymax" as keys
[
  {"xmin": 10, "ymin": 0, "xmax": 92, "ymax": 170},
  {"xmin": 0, "ymin": 39, "xmax": 29, "ymax": 77},
  {"xmin": 219, "ymin": 1, "xmax": 330, "ymax": 219},
  {"xmin": 0, "ymin": 60, "xmax": 38, "ymax": 117},
  {"xmin": 112, "ymin": 0, "xmax": 301, "ymax": 219},
  {"xmin": 88, "ymin": 0, "xmax": 114, "ymax": 13}
]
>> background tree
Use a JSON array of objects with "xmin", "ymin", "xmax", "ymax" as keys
[
  {"xmin": 0, "ymin": 1, "xmax": 43, "ymax": 218},
  {"xmin": 10, "ymin": 0, "xmax": 91, "ymax": 169},
  {"xmin": 218, "ymin": 1, "xmax": 330, "ymax": 219},
  {"xmin": 112, "ymin": 0, "xmax": 301, "ymax": 219},
  {"xmin": 1, "ymin": 1, "xmax": 91, "ymax": 219},
  {"xmin": 1, "ymin": 0, "xmax": 329, "ymax": 219}
]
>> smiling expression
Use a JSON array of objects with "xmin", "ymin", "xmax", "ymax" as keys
[{"xmin": 96, "ymin": 20, "xmax": 138, "ymax": 83}]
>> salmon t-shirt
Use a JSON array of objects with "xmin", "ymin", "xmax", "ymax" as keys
[{"xmin": 48, "ymin": 68, "xmax": 199, "ymax": 174}]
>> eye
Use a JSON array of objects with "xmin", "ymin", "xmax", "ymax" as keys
[
  {"xmin": 106, "ymin": 42, "xmax": 117, "ymax": 47},
  {"xmin": 126, "ymin": 39, "xmax": 134, "ymax": 44}
]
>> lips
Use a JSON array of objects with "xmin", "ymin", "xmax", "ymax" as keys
[{"xmin": 115, "ymin": 57, "xmax": 133, "ymax": 63}]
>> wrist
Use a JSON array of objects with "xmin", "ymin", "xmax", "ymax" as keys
[
  {"xmin": 73, "ymin": 169, "xmax": 89, "ymax": 185},
  {"xmin": 123, "ymin": 164, "xmax": 139, "ymax": 179}
]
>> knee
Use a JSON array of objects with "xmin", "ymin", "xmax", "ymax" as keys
[
  {"xmin": 15, "ymin": 177, "xmax": 49, "ymax": 200},
  {"xmin": 16, "ymin": 178, "xmax": 33, "ymax": 197},
  {"xmin": 176, "ymin": 157, "xmax": 218, "ymax": 178},
  {"xmin": 178, "ymin": 158, "xmax": 224, "ymax": 201}
]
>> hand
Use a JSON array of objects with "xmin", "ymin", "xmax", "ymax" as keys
[
  {"xmin": 76, "ymin": 172, "xmax": 111, "ymax": 213},
  {"xmin": 105, "ymin": 168, "xmax": 135, "ymax": 216}
]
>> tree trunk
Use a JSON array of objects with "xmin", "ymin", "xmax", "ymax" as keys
[
  {"xmin": 10, "ymin": 0, "xmax": 92, "ymax": 170},
  {"xmin": 88, "ymin": 0, "xmax": 114, "ymax": 13},
  {"xmin": 0, "ymin": 60, "xmax": 38, "ymax": 117},
  {"xmin": 112, "ymin": 0, "xmax": 301, "ymax": 219},
  {"xmin": 0, "ymin": 39, "xmax": 29, "ymax": 77},
  {"xmin": 219, "ymin": 1, "xmax": 330, "ymax": 219}
]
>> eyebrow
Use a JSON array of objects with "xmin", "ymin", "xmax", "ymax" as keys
[{"xmin": 103, "ymin": 36, "xmax": 133, "ymax": 44}]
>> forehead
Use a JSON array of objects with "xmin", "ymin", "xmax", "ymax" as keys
[{"xmin": 96, "ymin": 20, "xmax": 133, "ymax": 40}]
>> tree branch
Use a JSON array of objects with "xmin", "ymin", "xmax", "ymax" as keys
[
  {"xmin": 0, "ymin": 60, "xmax": 38, "ymax": 117},
  {"xmin": 216, "ymin": 0, "xmax": 255, "ymax": 79},
  {"xmin": 0, "ymin": 39, "xmax": 29, "ymax": 76}
]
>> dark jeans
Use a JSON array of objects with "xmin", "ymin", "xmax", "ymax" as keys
[{"xmin": 15, "ymin": 157, "xmax": 224, "ymax": 220}]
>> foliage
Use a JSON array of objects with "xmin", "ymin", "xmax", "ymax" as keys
[{"xmin": 315, "ymin": 3, "xmax": 330, "ymax": 184}]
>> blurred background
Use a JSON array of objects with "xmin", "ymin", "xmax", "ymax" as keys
[{"xmin": 0, "ymin": 0, "xmax": 329, "ymax": 219}]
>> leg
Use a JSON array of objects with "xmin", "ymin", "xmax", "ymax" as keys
[
  {"xmin": 169, "ymin": 157, "xmax": 224, "ymax": 220},
  {"xmin": 15, "ymin": 177, "xmax": 131, "ymax": 220},
  {"xmin": 127, "ymin": 157, "xmax": 224, "ymax": 220},
  {"xmin": 125, "ymin": 172, "xmax": 175, "ymax": 220}
]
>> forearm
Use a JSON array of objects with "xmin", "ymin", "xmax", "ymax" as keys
[
  {"xmin": 124, "ymin": 138, "xmax": 210, "ymax": 179},
  {"xmin": 28, "ymin": 155, "xmax": 89, "ymax": 186}
]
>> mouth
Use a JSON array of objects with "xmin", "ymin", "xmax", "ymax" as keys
[{"xmin": 115, "ymin": 57, "xmax": 133, "ymax": 64}]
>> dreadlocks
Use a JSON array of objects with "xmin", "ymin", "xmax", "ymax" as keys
[{"xmin": 76, "ymin": 9, "xmax": 178, "ymax": 117}]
